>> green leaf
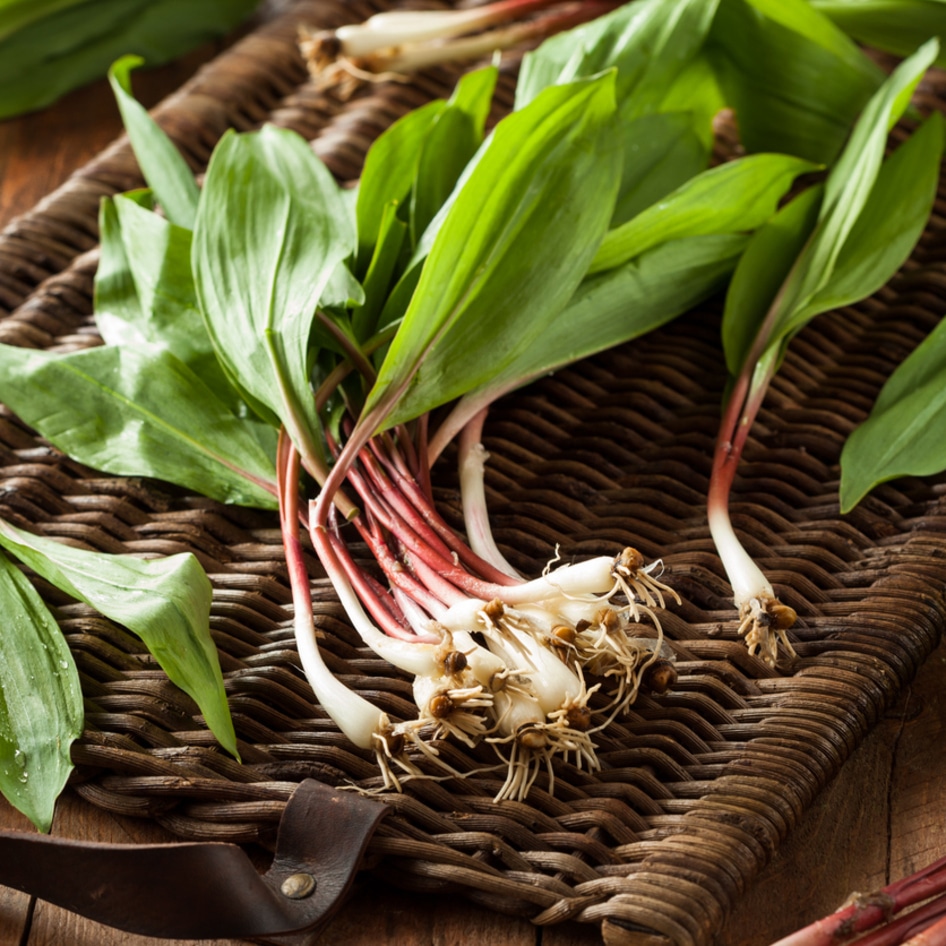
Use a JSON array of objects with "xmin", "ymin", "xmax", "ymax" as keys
[
  {"xmin": 0, "ymin": 518, "xmax": 236, "ymax": 758},
  {"xmin": 811, "ymin": 0, "xmax": 946, "ymax": 66},
  {"xmin": 762, "ymin": 40, "xmax": 940, "ymax": 359},
  {"xmin": 440, "ymin": 232, "xmax": 747, "ymax": 444},
  {"xmin": 723, "ymin": 40, "xmax": 941, "ymax": 382},
  {"xmin": 708, "ymin": 0, "xmax": 884, "ymax": 162},
  {"xmin": 108, "ymin": 55, "xmax": 200, "ymax": 228},
  {"xmin": 193, "ymin": 125, "xmax": 355, "ymax": 461},
  {"xmin": 353, "ymin": 201, "xmax": 408, "ymax": 342},
  {"xmin": 515, "ymin": 0, "xmax": 719, "ymax": 118},
  {"xmin": 355, "ymin": 98, "xmax": 445, "ymax": 271},
  {"xmin": 95, "ymin": 193, "xmax": 237, "ymax": 407},
  {"xmin": 721, "ymin": 184, "xmax": 823, "ymax": 376},
  {"xmin": 590, "ymin": 152, "xmax": 818, "ymax": 274},
  {"xmin": 0, "ymin": 0, "xmax": 258, "ymax": 119},
  {"xmin": 611, "ymin": 111, "xmax": 710, "ymax": 228},
  {"xmin": 797, "ymin": 111, "xmax": 945, "ymax": 321},
  {"xmin": 0, "ymin": 0, "xmax": 89, "ymax": 41},
  {"xmin": 363, "ymin": 73, "xmax": 622, "ymax": 429},
  {"xmin": 0, "ymin": 342, "xmax": 278, "ymax": 508},
  {"xmin": 840, "ymin": 314, "xmax": 946, "ymax": 511},
  {"xmin": 488, "ymin": 232, "xmax": 748, "ymax": 395},
  {"xmin": 656, "ymin": 52, "xmax": 726, "ymax": 150},
  {"xmin": 0, "ymin": 551, "xmax": 82, "ymax": 832},
  {"xmin": 410, "ymin": 65, "xmax": 497, "ymax": 245}
]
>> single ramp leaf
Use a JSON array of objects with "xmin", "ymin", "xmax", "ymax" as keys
[
  {"xmin": 812, "ymin": 0, "xmax": 946, "ymax": 66},
  {"xmin": 95, "ymin": 192, "xmax": 237, "ymax": 408},
  {"xmin": 840, "ymin": 313, "xmax": 946, "ymax": 511},
  {"xmin": 108, "ymin": 55, "xmax": 200, "ymax": 228},
  {"xmin": 0, "ymin": 518, "xmax": 236, "ymax": 758},
  {"xmin": 590, "ymin": 152, "xmax": 818, "ymax": 274},
  {"xmin": 0, "ymin": 551, "xmax": 82, "ymax": 832},
  {"xmin": 0, "ymin": 342, "xmax": 278, "ymax": 508},
  {"xmin": 708, "ymin": 0, "xmax": 884, "ymax": 162},
  {"xmin": 193, "ymin": 125, "xmax": 355, "ymax": 461},
  {"xmin": 355, "ymin": 99, "xmax": 445, "ymax": 271},
  {"xmin": 515, "ymin": 0, "xmax": 719, "ymax": 118}
]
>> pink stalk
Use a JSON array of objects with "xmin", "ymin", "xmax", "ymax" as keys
[
  {"xmin": 770, "ymin": 855, "xmax": 946, "ymax": 946},
  {"xmin": 342, "ymin": 463, "xmax": 465, "ymax": 604},
  {"xmin": 324, "ymin": 527, "xmax": 423, "ymax": 641},
  {"xmin": 458, "ymin": 407, "xmax": 521, "ymax": 580},
  {"xmin": 707, "ymin": 360, "xmax": 780, "ymax": 612},
  {"xmin": 349, "ymin": 513, "xmax": 454, "ymax": 618},
  {"xmin": 853, "ymin": 896, "xmax": 946, "ymax": 946},
  {"xmin": 396, "ymin": 540, "xmax": 470, "ymax": 609},
  {"xmin": 357, "ymin": 446, "xmax": 458, "ymax": 563},
  {"xmin": 388, "ymin": 459, "xmax": 520, "ymax": 585},
  {"xmin": 414, "ymin": 413, "xmax": 433, "ymax": 501},
  {"xmin": 277, "ymin": 430, "xmax": 312, "ymax": 611},
  {"xmin": 904, "ymin": 913, "xmax": 946, "ymax": 946},
  {"xmin": 367, "ymin": 437, "xmax": 519, "ymax": 586}
]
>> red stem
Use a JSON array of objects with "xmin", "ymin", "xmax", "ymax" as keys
[
  {"xmin": 276, "ymin": 429, "xmax": 319, "ymax": 634},
  {"xmin": 324, "ymin": 527, "xmax": 424, "ymax": 641},
  {"xmin": 349, "ymin": 512, "xmax": 454, "ymax": 617},
  {"xmin": 771, "ymin": 856, "xmax": 946, "ymax": 946},
  {"xmin": 376, "ymin": 440, "xmax": 520, "ymax": 586},
  {"xmin": 904, "ymin": 913, "xmax": 946, "ymax": 946},
  {"xmin": 853, "ymin": 896, "xmax": 946, "ymax": 946}
]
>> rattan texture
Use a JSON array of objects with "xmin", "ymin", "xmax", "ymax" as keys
[{"xmin": 2, "ymin": 3, "xmax": 946, "ymax": 944}]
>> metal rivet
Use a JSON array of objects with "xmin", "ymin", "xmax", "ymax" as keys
[{"xmin": 281, "ymin": 872, "xmax": 317, "ymax": 899}]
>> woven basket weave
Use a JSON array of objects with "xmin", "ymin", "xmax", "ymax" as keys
[{"xmin": 3, "ymin": 3, "xmax": 946, "ymax": 943}]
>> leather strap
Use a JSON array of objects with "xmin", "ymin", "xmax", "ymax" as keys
[{"xmin": 0, "ymin": 779, "xmax": 387, "ymax": 943}]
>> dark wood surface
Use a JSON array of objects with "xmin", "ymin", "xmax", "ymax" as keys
[{"xmin": 0, "ymin": 32, "xmax": 944, "ymax": 946}]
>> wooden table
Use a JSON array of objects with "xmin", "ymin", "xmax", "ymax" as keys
[{"xmin": 0, "ymin": 30, "xmax": 945, "ymax": 946}]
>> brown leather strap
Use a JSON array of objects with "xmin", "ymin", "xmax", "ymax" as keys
[{"xmin": 0, "ymin": 780, "xmax": 387, "ymax": 943}]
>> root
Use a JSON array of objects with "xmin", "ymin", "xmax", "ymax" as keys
[
  {"xmin": 487, "ymin": 714, "xmax": 601, "ymax": 802},
  {"xmin": 736, "ymin": 594, "xmax": 798, "ymax": 667},
  {"xmin": 371, "ymin": 718, "xmax": 425, "ymax": 791},
  {"xmin": 611, "ymin": 548, "xmax": 681, "ymax": 616},
  {"xmin": 414, "ymin": 682, "xmax": 495, "ymax": 747}
]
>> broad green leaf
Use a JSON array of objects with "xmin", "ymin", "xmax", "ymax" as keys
[
  {"xmin": 193, "ymin": 125, "xmax": 354, "ymax": 462},
  {"xmin": 355, "ymin": 99, "xmax": 445, "ymax": 271},
  {"xmin": 708, "ymin": 0, "xmax": 884, "ymax": 162},
  {"xmin": 490, "ymin": 232, "xmax": 748, "ymax": 395},
  {"xmin": 515, "ymin": 0, "xmax": 719, "ymax": 119},
  {"xmin": 0, "ymin": 518, "xmax": 236, "ymax": 758},
  {"xmin": 764, "ymin": 40, "xmax": 940, "ymax": 352},
  {"xmin": 0, "ymin": 0, "xmax": 89, "ymax": 41},
  {"xmin": 840, "ymin": 315, "xmax": 946, "ymax": 511},
  {"xmin": 797, "ymin": 111, "xmax": 944, "ymax": 321},
  {"xmin": 611, "ymin": 111, "xmax": 710, "ymax": 228},
  {"xmin": 0, "ymin": 552, "xmax": 81, "ymax": 832},
  {"xmin": 108, "ymin": 55, "xmax": 200, "ymax": 228},
  {"xmin": 656, "ymin": 53, "xmax": 726, "ymax": 150},
  {"xmin": 0, "ymin": 342, "xmax": 278, "ymax": 508},
  {"xmin": 363, "ymin": 73, "xmax": 622, "ymax": 429},
  {"xmin": 812, "ymin": 0, "xmax": 946, "ymax": 66},
  {"xmin": 721, "ymin": 185, "xmax": 823, "ymax": 376},
  {"xmin": 410, "ymin": 65, "xmax": 497, "ymax": 245},
  {"xmin": 590, "ymin": 152, "xmax": 817, "ymax": 274},
  {"xmin": 95, "ymin": 193, "xmax": 236, "ymax": 407},
  {"xmin": 0, "ymin": 0, "xmax": 258, "ymax": 119},
  {"xmin": 440, "ymin": 233, "xmax": 748, "ymax": 445},
  {"xmin": 353, "ymin": 200, "xmax": 408, "ymax": 342}
]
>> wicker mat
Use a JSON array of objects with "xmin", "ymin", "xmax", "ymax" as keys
[{"xmin": 2, "ymin": 2, "xmax": 945, "ymax": 944}]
